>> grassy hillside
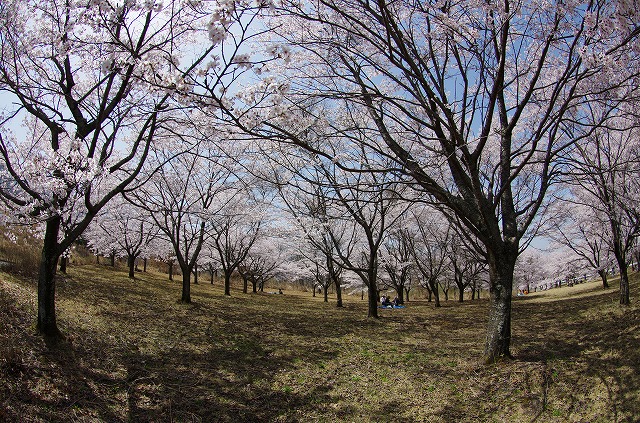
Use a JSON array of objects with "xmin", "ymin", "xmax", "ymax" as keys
[{"xmin": 1, "ymin": 265, "xmax": 639, "ymax": 422}]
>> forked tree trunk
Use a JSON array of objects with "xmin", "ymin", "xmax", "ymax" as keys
[
  {"xmin": 483, "ymin": 251, "xmax": 516, "ymax": 364},
  {"xmin": 37, "ymin": 217, "xmax": 62, "ymax": 339}
]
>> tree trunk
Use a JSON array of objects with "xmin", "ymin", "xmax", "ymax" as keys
[
  {"xmin": 323, "ymin": 285, "xmax": 328, "ymax": 302},
  {"xmin": 429, "ymin": 279, "xmax": 441, "ymax": 307},
  {"xmin": 483, "ymin": 252, "xmax": 516, "ymax": 364},
  {"xmin": 127, "ymin": 254, "xmax": 136, "ymax": 279},
  {"xmin": 193, "ymin": 263, "xmax": 199, "ymax": 285},
  {"xmin": 598, "ymin": 269, "xmax": 609, "ymax": 289},
  {"xmin": 618, "ymin": 261, "xmax": 630, "ymax": 305},
  {"xmin": 110, "ymin": 252, "xmax": 116, "ymax": 267},
  {"xmin": 224, "ymin": 269, "xmax": 232, "ymax": 296},
  {"xmin": 143, "ymin": 258, "xmax": 147, "ymax": 272},
  {"xmin": 168, "ymin": 261, "xmax": 174, "ymax": 281},
  {"xmin": 458, "ymin": 286, "xmax": 464, "ymax": 302},
  {"xmin": 335, "ymin": 279, "xmax": 343, "ymax": 307},
  {"xmin": 37, "ymin": 217, "xmax": 63, "ymax": 339},
  {"xmin": 181, "ymin": 266, "xmax": 191, "ymax": 303},
  {"xmin": 59, "ymin": 255, "xmax": 67, "ymax": 274}
]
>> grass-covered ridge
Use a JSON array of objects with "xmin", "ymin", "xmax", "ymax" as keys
[{"xmin": 1, "ymin": 265, "xmax": 639, "ymax": 422}]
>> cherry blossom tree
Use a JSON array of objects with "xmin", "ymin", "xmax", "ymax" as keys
[
  {"xmin": 0, "ymin": 0, "xmax": 265, "ymax": 338},
  {"xmin": 238, "ymin": 231, "xmax": 290, "ymax": 293},
  {"xmin": 276, "ymin": 177, "xmax": 350, "ymax": 307},
  {"xmin": 409, "ymin": 206, "xmax": 450, "ymax": 307},
  {"xmin": 548, "ymin": 201, "xmax": 615, "ymax": 289},
  {"xmin": 207, "ymin": 187, "xmax": 264, "ymax": 296},
  {"xmin": 85, "ymin": 197, "xmax": 158, "ymax": 279},
  {"xmin": 128, "ymin": 135, "xmax": 238, "ymax": 303},
  {"xmin": 514, "ymin": 252, "xmax": 546, "ymax": 294},
  {"xmin": 218, "ymin": 0, "xmax": 640, "ymax": 362},
  {"xmin": 380, "ymin": 225, "xmax": 413, "ymax": 304},
  {"xmin": 565, "ymin": 118, "xmax": 640, "ymax": 304}
]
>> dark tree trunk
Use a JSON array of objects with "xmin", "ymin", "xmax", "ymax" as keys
[
  {"xmin": 143, "ymin": 258, "xmax": 147, "ymax": 272},
  {"xmin": 193, "ymin": 263, "xmax": 198, "ymax": 285},
  {"xmin": 168, "ymin": 261, "xmax": 174, "ymax": 281},
  {"xmin": 224, "ymin": 271, "xmax": 232, "ymax": 296},
  {"xmin": 96, "ymin": 254, "xmax": 100, "ymax": 264},
  {"xmin": 598, "ymin": 269, "xmax": 609, "ymax": 289},
  {"xmin": 335, "ymin": 279, "xmax": 343, "ymax": 307},
  {"xmin": 37, "ymin": 217, "xmax": 62, "ymax": 339},
  {"xmin": 242, "ymin": 275, "xmax": 248, "ymax": 293},
  {"xmin": 458, "ymin": 286, "xmax": 464, "ymax": 302},
  {"xmin": 618, "ymin": 261, "xmax": 630, "ymax": 305},
  {"xmin": 483, "ymin": 251, "xmax": 516, "ymax": 364},
  {"xmin": 59, "ymin": 255, "xmax": 67, "ymax": 274},
  {"xmin": 367, "ymin": 286, "xmax": 378, "ymax": 317},
  {"xmin": 180, "ymin": 266, "xmax": 191, "ymax": 303},
  {"xmin": 127, "ymin": 254, "xmax": 136, "ymax": 279},
  {"xmin": 109, "ymin": 252, "xmax": 116, "ymax": 267},
  {"xmin": 404, "ymin": 287, "xmax": 410, "ymax": 302},
  {"xmin": 323, "ymin": 285, "xmax": 328, "ymax": 302}
]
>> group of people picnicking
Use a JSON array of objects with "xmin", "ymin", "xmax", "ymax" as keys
[{"xmin": 380, "ymin": 294, "xmax": 402, "ymax": 308}]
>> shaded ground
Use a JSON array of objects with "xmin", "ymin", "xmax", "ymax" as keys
[{"xmin": 1, "ymin": 265, "xmax": 638, "ymax": 422}]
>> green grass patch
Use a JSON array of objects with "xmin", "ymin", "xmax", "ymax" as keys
[{"xmin": 0, "ymin": 264, "xmax": 639, "ymax": 422}]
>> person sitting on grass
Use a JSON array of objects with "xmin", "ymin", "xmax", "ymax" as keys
[{"xmin": 380, "ymin": 295, "xmax": 392, "ymax": 307}]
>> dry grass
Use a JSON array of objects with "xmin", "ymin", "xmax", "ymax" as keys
[{"xmin": 1, "ymin": 265, "xmax": 639, "ymax": 422}]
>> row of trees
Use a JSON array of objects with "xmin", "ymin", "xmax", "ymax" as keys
[{"xmin": 1, "ymin": 0, "xmax": 639, "ymax": 364}]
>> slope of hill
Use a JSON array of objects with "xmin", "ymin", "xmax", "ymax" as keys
[{"xmin": 1, "ymin": 265, "xmax": 638, "ymax": 422}]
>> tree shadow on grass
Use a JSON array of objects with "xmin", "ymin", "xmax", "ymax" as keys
[{"xmin": 512, "ymin": 290, "xmax": 640, "ymax": 422}]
